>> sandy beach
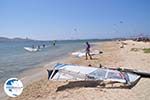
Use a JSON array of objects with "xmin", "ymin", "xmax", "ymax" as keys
[{"xmin": 7, "ymin": 40, "xmax": 150, "ymax": 100}]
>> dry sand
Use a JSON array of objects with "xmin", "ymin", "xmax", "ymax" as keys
[{"xmin": 7, "ymin": 40, "xmax": 150, "ymax": 100}]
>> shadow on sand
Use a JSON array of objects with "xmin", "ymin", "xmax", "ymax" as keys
[{"xmin": 56, "ymin": 79, "xmax": 140, "ymax": 92}]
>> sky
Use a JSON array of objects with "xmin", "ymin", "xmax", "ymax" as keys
[{"xmin": 0, "ymin": 0, "xmax": 150, "ymax": 40}]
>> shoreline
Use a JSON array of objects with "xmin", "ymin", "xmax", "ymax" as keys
[
  {"xmin": 0, "ymin": 41, "xmax": 106, "ymax": 100},
  {"xmin": 19, "ymin": 41, "xmax": 102, "ymax": 86},
  {"xmin": 0, "ymin": 41, "xmax": 104, "ymax": 100},
  {"xmin": 1, "ymin": 40, "xmax": 150, "ymax": 100}
]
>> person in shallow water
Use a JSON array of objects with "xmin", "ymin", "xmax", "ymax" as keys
[
  {"xmin": 85, "ymin": 42, "xmax": 92, "ymax": 60},
  {"xmin": 43, "ymin": 44, "xmax": 45, "ymax": 48},
  {"xmin": 53, "ymin": 40, "xmax": 56, "ymax": 46},
  {"xmin": 32, "ymin": 45, "xmax": 35, "ymax": 48},
  {"xmin": 38, "ymin": 45, "xmax": 40, "ymax": 49}
]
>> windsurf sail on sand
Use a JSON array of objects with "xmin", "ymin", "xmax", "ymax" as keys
[
  {"xmin": 47, "ymin": 64, "xmax": 141, "ymax": 87},
  {"xmin": 71, "ymin": 50, "xmax": 101, "ymax": 57}
]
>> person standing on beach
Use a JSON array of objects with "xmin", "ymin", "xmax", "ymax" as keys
[{"xmin": 85, "ymin": 42, "xmax": 92, "ymax": 60}]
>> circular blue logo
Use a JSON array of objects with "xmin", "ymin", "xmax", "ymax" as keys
[{"xmin": 4, "ymin": 78, "xmax": 23, "ymax": 97}]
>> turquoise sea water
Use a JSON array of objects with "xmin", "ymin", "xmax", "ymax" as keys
[{"xmin": 0, "ymin": 40, "xmax": 101, "ymax": 83}]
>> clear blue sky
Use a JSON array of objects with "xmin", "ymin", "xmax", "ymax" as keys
[{"xmin": 0, "ymin": 0, "xmax": 150, "ymax": 40}]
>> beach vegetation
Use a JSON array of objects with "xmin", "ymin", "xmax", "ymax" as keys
[{"xmin": 143, "ymin": 48, "xmax": 150, "ymax": 53}]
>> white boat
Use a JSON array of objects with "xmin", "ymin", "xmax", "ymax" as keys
[
  {"xmin": 24, "ymin": 47, "xmax": 39, "ymax": 52},
  {"xmin": 47, "ymin": 64, "xmax": 141, "ymax": 87}
]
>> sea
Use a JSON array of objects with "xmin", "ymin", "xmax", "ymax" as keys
[{"xmin": 0, "ymin": 39, "xmax": 102, "ymax": 84}]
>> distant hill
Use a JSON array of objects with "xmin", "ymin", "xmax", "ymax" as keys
[
  {"xmin": 0, "ymin": 37, "xmax": 34, "ymax": 42},
  {"xmin": 0, "ymin": 37, "xmax": 10, "ymax": 41}
]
